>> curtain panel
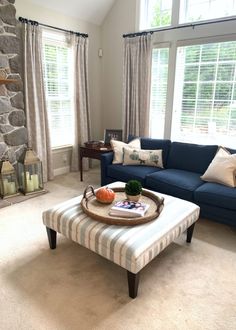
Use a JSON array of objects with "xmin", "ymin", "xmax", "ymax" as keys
[
  {"xmin": 71, "ymin": 35, "xmax": 91, "ymax": 172},
  {"xmin": 122, "ymin": 34, "xmax": 153, "ymax": 141},
  {"xmin": 20, "ymin": 22, "xmax": 53, "ymax": 182}
]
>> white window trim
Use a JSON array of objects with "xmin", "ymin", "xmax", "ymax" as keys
[
  {"xmin": 177, "ymin": 33, "xmax": 236, "ymax": 47},
  {"xmin": 52, "ymin": 145, "xmax": 73, "ymax": 152}
]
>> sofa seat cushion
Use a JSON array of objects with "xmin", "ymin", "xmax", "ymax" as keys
[
  {"xmin": 194, "ymin": 182, "xmax": 236, "ymax": 210},
  {"xmin": 107, "ymin": 164, "xmax": 161, "ymax": 185},
  {"xmin": 146, "ymin": 169, "xmax": 204, "ymax": 201}
]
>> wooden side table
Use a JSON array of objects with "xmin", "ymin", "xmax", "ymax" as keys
[{"xmin": 79, "ymin": 145, "xmax": 112, "ymax": 181}]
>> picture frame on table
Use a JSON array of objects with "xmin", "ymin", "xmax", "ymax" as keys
[{"xmin": 104, "ymin": 129, "xmax": 123, "ymax": 145}]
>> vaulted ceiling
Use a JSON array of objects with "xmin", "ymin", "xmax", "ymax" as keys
[{"xmin": 30, "ymin": 0, "xmax": 116, "ymax": 25}]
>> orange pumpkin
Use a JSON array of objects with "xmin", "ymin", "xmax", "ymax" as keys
[{"xmin": 96, "ymin": 187, "xmax": 115, "ymax": 204}]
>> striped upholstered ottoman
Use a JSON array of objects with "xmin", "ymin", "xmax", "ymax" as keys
[{"xmin": 42, "ymin": 182, "xmax": 200, "ymax": 298}]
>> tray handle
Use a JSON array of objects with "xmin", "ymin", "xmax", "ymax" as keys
[
  {"xmin": 83, "ymin": 185, "xmax": 96, "ymax": 208},
  {"xmin": 155, "ymin": 196, "xmax": 164, "ymax": 215}
]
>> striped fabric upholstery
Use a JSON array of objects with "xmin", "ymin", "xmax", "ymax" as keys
[{"xmin": 42, "ymin": 182, "xmax": 200, "ymax": 273}]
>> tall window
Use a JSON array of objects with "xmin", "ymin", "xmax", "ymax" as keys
[
  {"xmin": 139, "ymin": 0, "xmax": 236, "ymax": 147},
  {"xmin": 150, "ymin": 47, "xmax": 169, "ymax": 138},
  {"xmin": 180, "ymin": 0, "xmax": 236, "ymax": 23},
  {"xmin": 42, "ymin": 31, "xmax": 74, "ymax": 148},
  {"xmin": 172, "ymin": 41, "xmax": 236, "ymax": 146},
  {"xmin": 140, "ymin": 0, "xmax": 172, "ymax": 30}
]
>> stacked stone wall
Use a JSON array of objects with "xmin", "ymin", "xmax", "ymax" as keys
[{"xmin": 0, "ymin": 0, "xmax": 27, "ymax": 165}]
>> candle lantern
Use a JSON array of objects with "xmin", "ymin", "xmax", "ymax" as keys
[
  {"xmin": 0, "ymin": 159, "xmax": 19, "ymax": 199},
  {"xmin": 17, "ymin": 148, "xmax": 44, "ymax": 195}
]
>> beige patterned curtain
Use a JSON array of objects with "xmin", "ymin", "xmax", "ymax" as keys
[
  {"xmin": 122, "ymin": 34, "xmax": 153, "ymax": 140},
  {"xmin": 71, "ymin": 35, "xmax": 91, "ymax": 171},
  {"xmin": 21, "ymin": 22, "xmax": 53, "ymax": 182}
]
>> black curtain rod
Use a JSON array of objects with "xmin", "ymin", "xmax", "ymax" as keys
[
  {"xmin": 18, "ymin": 16, "xmax": 88, "ymax": 38},
  {"xmin": 123, "ymin": 15, "xmax": 236, "ymax": 38}
]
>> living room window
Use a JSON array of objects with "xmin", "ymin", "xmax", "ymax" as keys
[
  {"xmin": 150, "ymin": 47, "xmax": 169, "ymax": 138},
  {"xmin": 139, "ymin": 0, "xmax": 236, "ymax": 30},
  {"xmin": 180, "ymin": 0, "xmax": 236, "ymax": 23},
  {"xmin": 138, "ymin": 0, "xmax": 236, "ymax": 147},
  {"xmin": 42, "ymin": 30, "xmax": 74, "ymax": 148},
  {"xmin": 171, "ymin": 41, "xmax": 236, "ymax": 146},
  {"xmin": 139, "ymin": 0, "xmax": 172, "ymax": 30}
]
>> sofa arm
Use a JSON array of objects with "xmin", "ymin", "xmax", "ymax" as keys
[{"xmin": 101, "ymin": 152, "xmax": 114, "ymax": 186}]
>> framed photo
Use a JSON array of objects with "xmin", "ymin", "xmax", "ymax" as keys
[{"xmin": 104, "ymin": 129, "xmax": 123, "ymax": 144}]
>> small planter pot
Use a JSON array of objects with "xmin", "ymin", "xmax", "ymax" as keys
[{"xmin": 126, "ymin": 194, "xmax": 141, "ymax": 202}]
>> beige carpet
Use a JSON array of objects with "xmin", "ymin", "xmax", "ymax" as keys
[{"xmin": 0, "ymin": 168, "xmax": 236, "ymax": 330}]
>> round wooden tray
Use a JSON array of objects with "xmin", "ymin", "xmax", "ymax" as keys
[{"xmin": 81, "ymin": 186, "xmax": 164, "ymax": 226}]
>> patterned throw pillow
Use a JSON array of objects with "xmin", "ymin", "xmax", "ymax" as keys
[
  {"xmin": 123, "ymin": 147, "xmax": 163, "ymax": 168},
  {"xmin": 201, "ymin": 147, "xmax": 236, "ymax": 187},
  {"xmin": 111, "ymin": 138, "xmax": 141, "ymax": 164}
]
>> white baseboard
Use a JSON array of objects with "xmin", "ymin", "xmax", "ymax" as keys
[{"xmin": 53, "ymin": 166, "xmax": 70, "ymax": 176}]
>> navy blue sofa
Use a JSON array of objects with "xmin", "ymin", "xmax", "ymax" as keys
[{"xmin": 101, "ymin": 138, "xmax": 236, "ymax": 227}]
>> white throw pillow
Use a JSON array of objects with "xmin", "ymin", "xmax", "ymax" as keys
[
  {"xmin": 123, "ymin": 147, "xmax": 164, "ymax": 168},
  {"xmin": 201, "ymin": 147, "xmax": 236, "ymax": 187},
  {"xmin": 111, "ymin": 138, "xmax": 141, "ymax": 164}
]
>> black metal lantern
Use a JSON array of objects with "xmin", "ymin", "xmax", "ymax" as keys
[
  {"xmin": 17, "ymin": 148, "xmax": 44, "ymax": 195},
  {"xmin": 0, "ymin": 159, "xmax": 19, "ymax": 198}
]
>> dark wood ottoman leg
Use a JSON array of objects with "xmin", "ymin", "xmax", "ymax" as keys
[
  {"xmin": 127, "ymin": 271, "xmax": 140, "ymax": 298},
  {"xmin": 46, "ymin": 227, "xmax": 57, "ymax": 249},
  {"xmin": 186, "ymin": 223, "xmax": 195, "ymax": 243}
]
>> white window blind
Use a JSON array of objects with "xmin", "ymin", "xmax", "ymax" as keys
[
  {"xmin": 171, "ymin": 41, "xmax": 236, "ymax": 148},
  {"xmin": 180, "ymin": 0, "xmax": 236, "ymax": 23},
  {"xmin": 150, "ymin": 47, "xmax": 169, "ymax": 138},
  {"xmin": 42, "ymin": 30, "xmax": 74, "ymax": 148},
  {"xmin": 140, "ymin": 0, "xmax": 172, "ymax": 30}
]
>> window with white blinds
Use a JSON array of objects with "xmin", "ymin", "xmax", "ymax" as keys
[
  {"xmin": 171, "ymin": 41, "xmax": 236, "ymax": 147},
  {"xmin": 180, "ymin": 0, "xmax": 236, "ymax": 23},
  {"xmin": 42, "ymin": 31, "xmax": 74, "ymax": 148},
  {"xmin": 150, "ymin": 47, "xmax": 169, "ymax": 138},
  {"xmin": 140, "ymin": 0, "xmax": 172, "ymax": 30}
]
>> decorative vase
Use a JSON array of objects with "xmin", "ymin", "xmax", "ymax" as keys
[{"xmin": 126, "ymin": 193, "xmax": 141, "ymax": 202}]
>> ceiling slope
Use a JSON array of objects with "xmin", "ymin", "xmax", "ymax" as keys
[{"xmin": 30, "ymin": 0, "xmax": 116, "ymax": 26}]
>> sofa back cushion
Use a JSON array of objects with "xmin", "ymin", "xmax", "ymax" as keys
[
  {"xmin": 123, "ymin": 147, "xmax": 164, "ymax": 167},
  {"xmin": 128, "ymin": 136, "xmax": 171, "ymax": 168},
  {"xmin": 167, "ymin": 142, "xmax": 218, "ymax": 174},
  {"xmin": 111, "ymin": 138, "xmax": 141, "ymax": 164},
  {"xmin": 140, "ymin": 138, "xmax": 171, "ymax": 168}
]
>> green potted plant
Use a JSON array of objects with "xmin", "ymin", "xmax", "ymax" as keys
[{"xmin": 125, "ymin": 180, "xmax": 142, "ymax": 202}]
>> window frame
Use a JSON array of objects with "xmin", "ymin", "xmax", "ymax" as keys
[
  {"xmin": 179, "ymin": 0, "xmax": 236, "ymax": 24},
  {"xmin": 42, "ymin": 28, "xmax": 75, "ymax": 150},
  {"xmin": 171, "ymin": 38, "xmax": 236, "ymax": 146},
  {"xmin": 149, "ymin": 42, "xmax": 170, "ymax": 138},
  {"xmin": 140, "ymin": 0, "xmax": 236, "ymax": 146},
  {"xmin": 137, "ymin": 0, "xmax": 236, "ymax": 31},
  {"xmin": 138, "ymin": 0, "xmax": 174, "ymax": 31}
]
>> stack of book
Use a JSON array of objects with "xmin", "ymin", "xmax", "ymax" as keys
[{"xmin": 109, "ymin": 200, "xmax": 149, "ymax": 218}]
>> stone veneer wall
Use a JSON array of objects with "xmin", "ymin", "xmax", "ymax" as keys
[{"xmin": 0, "ymin": 0, "xmax": 27, "ymax": 165}]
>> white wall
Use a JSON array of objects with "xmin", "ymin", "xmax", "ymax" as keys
[
  {"xmin": 15, "ymin": 0, "xmax": 102, "ymax": 141},
  {"xmin": 101, "ymin": 0, "xmax": 137, "ymax": 133}
]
